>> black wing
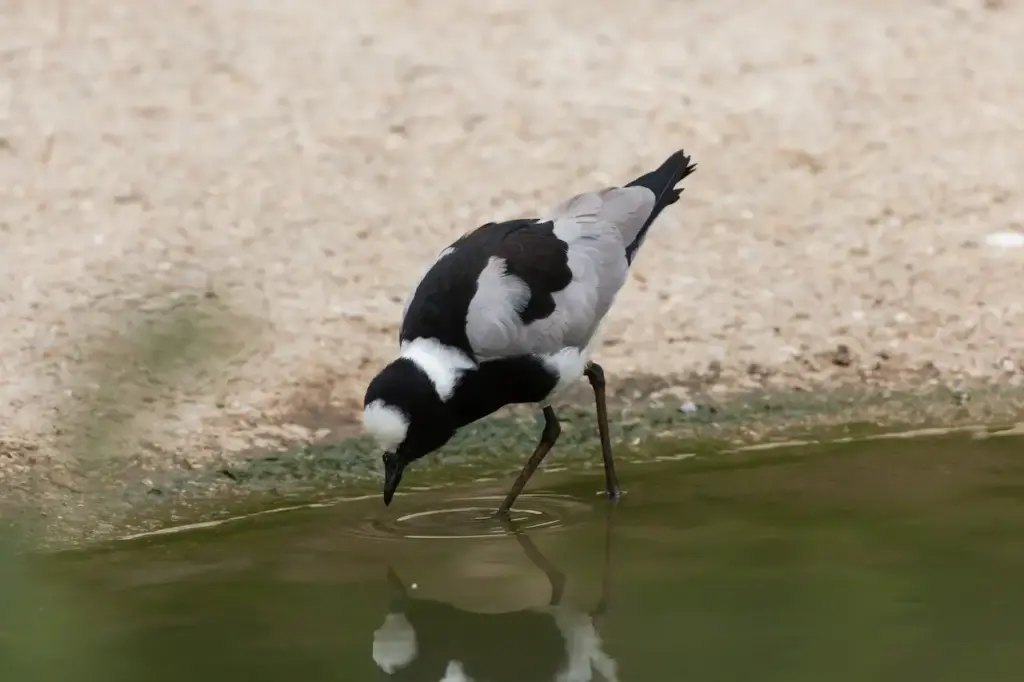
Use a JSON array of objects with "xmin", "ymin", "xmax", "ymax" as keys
[{"xmin": 398, "ymin": 219, "xmax": 573, "ymax": 357}]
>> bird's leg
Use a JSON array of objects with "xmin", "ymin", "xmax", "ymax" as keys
[
  {"xmin": 495, "ymin": 406, "xmax": 561, "ymax": 517},
  {"xmin": 385, "ymin": 566, "xmax": 409, "ymax": 611},
  {"xmin": 500, "ymin": 517, "xmax": 567, "ymax": 606},
  {"xmin": 584, "ymin": 362, "xmax": 621, "ymax": 499},
  {"xmin": 592, "ymin": 502, "xmax": 617, "ymax": 620}
]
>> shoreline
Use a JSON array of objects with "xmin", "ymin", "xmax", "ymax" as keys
[{"xmin": 6, "ymin": 374, "xmax": 1023, "ymax": 551}]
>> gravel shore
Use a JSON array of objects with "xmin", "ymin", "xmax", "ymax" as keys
[{"xmin": 3, "ymin": 0, "xmax": 1023, "ymax": 488}]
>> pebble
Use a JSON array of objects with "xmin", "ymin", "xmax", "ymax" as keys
[
  {"xmin": 679, "ymin": 400, "xmax": 697, "ymax": 414},
  {"xmin": 984, "ymin": 231, "xmax": 1024, "ymax": 248}
]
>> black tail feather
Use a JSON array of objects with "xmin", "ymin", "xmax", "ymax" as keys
[{"xmin": 623, "ymin": 150, "xmax": 696, "ymax": 264}]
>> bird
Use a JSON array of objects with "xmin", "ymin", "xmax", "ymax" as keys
[
  {"xmin": 371, "ymin": 510, "xmax": 618, "ymax": 682},
  {"xmin": 362, "ymin": 149, "xmax": 696, "ymax": 515}
]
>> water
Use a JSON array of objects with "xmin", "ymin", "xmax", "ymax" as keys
[{"xmin": 8, "ymin": 429, "xmax": 1024, "ymax": 681}]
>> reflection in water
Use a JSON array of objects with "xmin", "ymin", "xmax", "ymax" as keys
[
  {"xmin": 36, "ymin": 432, "xmax": 1024, "ymax": 681},
  {"xmin": 373, "ymin": 508, "xmax": 619, "ymax": 682}
]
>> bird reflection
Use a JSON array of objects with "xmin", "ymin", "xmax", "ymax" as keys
[{"xmin": 372, "ymin": 508, "xmax": 619, "ymax": 682}]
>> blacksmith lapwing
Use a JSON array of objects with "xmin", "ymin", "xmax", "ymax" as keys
[
  {"xmin": 363, "ymin": 150, "xmax": 696, "ymax": 514},
  {"xmin": 372, "ymin": 511, "xmax": 618, "ymax": 681}
]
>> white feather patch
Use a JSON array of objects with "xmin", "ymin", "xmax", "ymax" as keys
[
  {"xmin": 363, "ymin": 400, "xmax": 409, "ymax": 452},
  {"xmin": 400, "ymin": 337, "xmax": 477, "ymax": 401},
  {"xmin": 540, "ymin": 347, "xmax": 588, "ymax": 405},
  {"xmin": 372, "ymin": 612, "xmax": 418, "ymax": 673},
  {"xmin": 542, "ymin": 606, "xmax": 619, "ymax": 682},
  {"xmin": 441, "ymin": 660, "xmax": 474, "ymax": 682}
]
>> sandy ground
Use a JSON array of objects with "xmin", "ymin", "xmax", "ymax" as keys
[{"xmin": 3, "ymin": 0, "xmax": 1024, "ymax": 480}]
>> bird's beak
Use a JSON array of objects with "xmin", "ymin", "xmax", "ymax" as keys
[{"xmin": 382, "ymin": 453, "xmax": 404, "ymax": 506}]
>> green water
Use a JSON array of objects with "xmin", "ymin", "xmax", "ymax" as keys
[{"xmin": 6, "ymin": 430, "xmax": 1024, "ymax": 681}]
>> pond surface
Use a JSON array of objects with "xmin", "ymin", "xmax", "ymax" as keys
[{"xmin": 6, "ymin": 429, "xmax": 1024, "ymax": 681}]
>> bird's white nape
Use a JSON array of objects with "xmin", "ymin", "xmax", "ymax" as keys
[
  {"xmin": 372, "ymin": 612, "xmax": 418, "ymax": 673},
  {"xmin": 399, "ymin": 337, "xmax": 476, "ymax": 401},
  {"xmin": 363, "ymin": 400, "xmax": 409, "ymax": 452}
]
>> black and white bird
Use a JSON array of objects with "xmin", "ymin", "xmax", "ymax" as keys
[
  {"xmin": 362, "ymin": 150, "xmax": 696, "ymax": 515},
  {"xmin": 372, "ymin": 512, "xmax": 617, "ymax": 682}
]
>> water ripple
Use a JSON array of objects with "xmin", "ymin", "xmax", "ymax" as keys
[{"xmin": 345, "ymin": 493, "xmax": 593, "ymax": 541}]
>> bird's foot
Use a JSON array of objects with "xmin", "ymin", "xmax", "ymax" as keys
[{"xmin": 605, "ymin": 486, "xmax": 623, "ymax": 501}]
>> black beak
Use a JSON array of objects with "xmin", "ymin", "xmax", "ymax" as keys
[{"xmin": 382, "ymin": 453, "xmax": 404, "ymax": 506}]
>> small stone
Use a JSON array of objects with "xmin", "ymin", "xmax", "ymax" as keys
[
  {"xmin": 799, "ymin": 355, "xmax": 821, "ymax": 372},
  {"xmin": 985, "ymin": 231, "xmax": 1024, "ymax": 248},
  {"xmin": 679, "ymin": 400, "xmax": 697, "ymax": 414},
  {"xmin": 831, "ymin": 344, "xmax": 853, "ymax": 367},
  {"xmin": 747, "ymin": 362, "xmax": 769, "ymax": 379}
]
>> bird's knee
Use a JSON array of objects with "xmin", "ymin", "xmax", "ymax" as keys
[
  {"xmin": 543, "ymin": 418, "xmax": 562, "ymax": 442},
  {"xmin": 585, "ymin": 362, "xmax": 606, "ymax": 388},
  {"xmin": 548, "ymin": 572, "xmax": 567, "ymax": 606}
]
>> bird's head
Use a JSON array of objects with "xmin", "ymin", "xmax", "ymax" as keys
[{"xmin": 363, "ymin": 358, "xmax": 456, "ymax": 506}]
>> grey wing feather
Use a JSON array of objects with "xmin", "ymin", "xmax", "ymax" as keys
[
  {"xmin": 465, "ymin": 187, "xmax": 653, "ymax": 358},
  {"xmin": 542, "ymin": 186, "xmax": 656, "ymax": 248},
  {"xmin": 542, "ymin": 186, "xmax": 655, "ymax": 345}
]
